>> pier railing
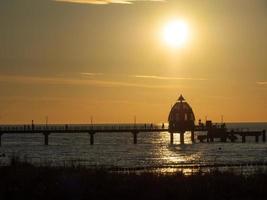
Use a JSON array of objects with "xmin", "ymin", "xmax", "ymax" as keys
[{"xmin": 0, "ymin": 124, "xmax": 167, "ymax": 132}]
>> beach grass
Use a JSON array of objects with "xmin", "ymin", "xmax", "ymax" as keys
[{"xmin": 0, "ymin": 158, "xmax": 267, "ymax": 200}]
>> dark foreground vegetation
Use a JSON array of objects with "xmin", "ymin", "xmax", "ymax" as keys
[{"xmin": 0, "ymin": 159, "xmax": 267, "ymax": 200}]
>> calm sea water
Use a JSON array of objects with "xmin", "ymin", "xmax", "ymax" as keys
[{"xmin": 0, "ymin": 123, "xmax": 266, "ymax": 173}]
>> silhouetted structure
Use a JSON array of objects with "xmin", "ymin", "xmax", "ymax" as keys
[
  {"xmin": 168, "ymin": 95, "xmax": 195, "ymax": 144},
  {"xmin": 168, "ymin": 95, "xmax": 195, "ymax": 132}
]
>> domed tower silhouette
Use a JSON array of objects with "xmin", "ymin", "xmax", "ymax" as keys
[
  {"xmin": 168, "ymin": 95, "xmax": 195, "ymax": 131},
  {"xmin": 168, "ymin": 95, "xmax": 195, "ymax": 144}
]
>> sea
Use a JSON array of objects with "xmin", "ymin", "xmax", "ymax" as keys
[{"xmin": 0, "ymin": 122, "xmax": 267, "ymax": 174}]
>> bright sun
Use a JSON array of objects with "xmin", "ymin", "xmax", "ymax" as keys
[{"xmin": 163, "ymin": 20, "xmax": 189, "ymax": 48}]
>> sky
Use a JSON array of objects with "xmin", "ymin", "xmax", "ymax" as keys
[{"xmin": 0, "ymin": 0, "xmax": 267, "ymax": 124}]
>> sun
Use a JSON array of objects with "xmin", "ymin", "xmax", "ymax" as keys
[{"xmin": 163, "ymin": 20, "xmax": 189, "ymax": 48}]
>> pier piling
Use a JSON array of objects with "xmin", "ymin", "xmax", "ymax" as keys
[
  {"xmin": 191, "ymin": 131, "xmax": 195, "ymax": 143},
  {"xmin": 220, "ymin": 135, "xmax": 227, "ymax": 142},
  {"xmin": 242, "ymin": 135, "xmax": 246, "ymax": 143},
  {"xmin": 0, "ymin": 133, "xmax": 2, "ymax": 146},
  {"xmin": 89, "ymin": 132, "xmax": 95, "ymax": 145},
  {"xmin": 43, "ymin": 133, "xmax": 50, "ymax": 145},
  {"xmin": 132, "ymin": 131, "xmax": 138, "ymax": 144},
  {"xmin": 210, "ymin": 135, "xmax": 214, "ymax": 142},
  {"xmin": 170, "ymin": 133, "xmax": 174, "ymax": 144},
  {"xmin": 263, "ymin": 130, "xmax": 266, "ymax": 142},
  {"xmin": 180, "ymin": 132, "xmax": 184, "ymax": 144},
  {"xmin": 255, "ymin": 135, "xmax": 259, "ymax": 143},
  {"xmin": 207, "ymin": 131, "xmax": 211, "ymax": 142}
]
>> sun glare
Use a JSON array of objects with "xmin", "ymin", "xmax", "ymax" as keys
[{"xmin": 163, "ymin": 20, "xmax": 189, "ymax": 48}]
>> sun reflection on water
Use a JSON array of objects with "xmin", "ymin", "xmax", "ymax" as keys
[{"xmin": 155, "ymin": 131, "xmax": 203, "ymax": 174}]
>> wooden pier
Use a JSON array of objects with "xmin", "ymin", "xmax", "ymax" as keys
[{"xmin": 0, "ymin": 123, "xmax": 265, "ymax": 146}]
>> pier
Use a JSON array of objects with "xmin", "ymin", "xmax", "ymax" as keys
[
  {"xmin": 0, "ymin": 95, "xmax": 265, "ymax": 146},
  {"xmin": 0, "ymin": 123, "xmax": 265, "ymax": 146}
]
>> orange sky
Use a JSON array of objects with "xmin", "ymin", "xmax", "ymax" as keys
[{"xmin": 0, "ymin": 0, "xmax": 267, "ymax": 124}]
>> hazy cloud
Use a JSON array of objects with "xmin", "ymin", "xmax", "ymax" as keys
[
  {"xmin": 0, "ymin": 75, "xmax": 180, "ymax": 89},
  {"xmin": 80, "ymin": 72, "xmax": 104, "ymax": 76},
  {"xmin": 133, "ymin": 75, "xmax": 207, "ymax": 81},
  {"xmin": 54, "ymin": 0, "xmax": 164, "ymax": 5},
  {"xmin": 256, "ymin": 81, "xmax": 267, "ymax": 85}
]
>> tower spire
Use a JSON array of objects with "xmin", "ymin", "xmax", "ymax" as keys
[{"xmin": 178, "ymin": 94, "xmax": 185, "ymax": 102}]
